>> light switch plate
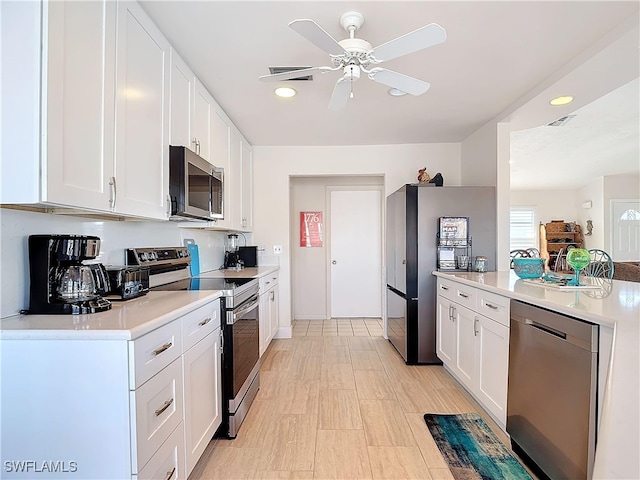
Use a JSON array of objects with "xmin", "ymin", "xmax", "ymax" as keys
[{"xmin": 273, "ymin": 245, "xmax": 283, "ymax": 254}]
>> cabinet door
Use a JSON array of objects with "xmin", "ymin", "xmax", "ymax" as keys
[
  {"xmin": 211, "ymin": 106, "xmax": 231, "ymax": 228},
  {"xmin": 258, "ymin": 290, "xmax": 270, "ymax": 357},
  {"xmin": 476, "ymin": 315, "xmax": 509, "ymax": 426},
  {"xmin": 114, "ymin": 1, "xmax": 170, "ymax": 220},
  {"xmin": 240, "ymin": 137, "xmax": 253, "ymax": 231},
  {"xmin": 229, "ymin": 127, "xmax": 243, "ymax": 230},
  {"xmin": 183, "ymin": 328, "xmax": 222, "ymax": 476},
  {"xmin": 45, "ymin": 0, "xmax": 116, "ymax": 210},
  {"xmin": 436, "ymin": 296, "xmax": 455, "ymax": 367},
  {"xmin": 268, "ymin": 284, "xmax": 279, "ymax": 345},
  {"xmin": 169, "ymin": 48, "xmax": 194, "ymax": 149},
  {"xmin": 193, "ymin": 78, "xmax": 213, "ymax": 161},
  {"xmin": 454, "ymin": 304, "xmax": 476, "ymax": 391}
]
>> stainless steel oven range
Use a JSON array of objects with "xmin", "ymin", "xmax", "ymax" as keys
[{"xmin": 127, "ymin": 247, "xmax": 260, "ymax": 439}]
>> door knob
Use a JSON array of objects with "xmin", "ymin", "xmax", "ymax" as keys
[{"xmin": 332, "ymin": 260, "xmax": 337, "ymax": 265}]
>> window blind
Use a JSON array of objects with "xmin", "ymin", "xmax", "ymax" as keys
[{"xmin": 510, "ymin": 207, "xmax": 536, "ymax": 250}]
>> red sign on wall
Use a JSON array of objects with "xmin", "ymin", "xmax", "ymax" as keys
[{"xmin": 300, "ymin": 211, "xmax": 323, "ymax": 247}]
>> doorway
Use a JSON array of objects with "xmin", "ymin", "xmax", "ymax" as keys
[
  {"xmin": 290, "ymin": 176, "xmax": 384, "ymax": 331},
  {"xmin": 611, "ymin": 200, "xmax": 640, "ymax": 261}
]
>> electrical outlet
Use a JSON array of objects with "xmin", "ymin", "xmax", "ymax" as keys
[{"xmin": 273, "ymin": 245, "xmax": 283, "ymax": 254}]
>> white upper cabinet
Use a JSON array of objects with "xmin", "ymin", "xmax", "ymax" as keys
[
  {"xmin": 240, "ymin": 137, "xmax": 253, "ymax": 231},
  {"xmin": 193, "ymin": 79, "xmax": 214, "ymax": 162},
  {"xmin": 44, "ymin": 1, "xmax": 116, "ymax": 210},
  {"xmin": 211, "ymin": 107, "xmax": 232, "ymax": 228},
  {"xmin": 1, "ymin": 0, "xmax": 171, "ymax": 220},
  {"xmin": 169, "ymin": 49, "xmax": 194, "ymax": 149},
  {"xmin": 114, "ymin": 1, "xmax": 171, "ymax": 220}
]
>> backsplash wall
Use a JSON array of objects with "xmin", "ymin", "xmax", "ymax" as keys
[{"xmin": 0, "ymin": 208, "xmax": 244, "ymax": 318}]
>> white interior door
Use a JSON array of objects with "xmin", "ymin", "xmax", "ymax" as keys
[
  {"xmin": 329, "ymin": 189, "xmax": 382, "ymax": 318},
  {"xmin": 611, "ymin": 200, "xmax": 640, "ymax": 261}
]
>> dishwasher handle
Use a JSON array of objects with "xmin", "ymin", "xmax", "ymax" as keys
[{"xmin": 527, "ymin": 318, "xmax": 567, "ymax": 340}]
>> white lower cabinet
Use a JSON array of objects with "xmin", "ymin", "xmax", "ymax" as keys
[
  {"xmin": 183, "ymin": 324, "xmax": 222, "ymax": 476},
  {"xmin": 259, "ymin": 271, "xmax": 279, "ymax": 356},
  {"xmin": 0, "ymin": 297, "xmax": 222, "ymax": 479},
  {"xmin": 436, "ymin": 278, "xmax": 510, "ymax": 428}
]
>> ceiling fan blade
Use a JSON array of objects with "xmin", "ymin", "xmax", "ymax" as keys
[
  {"xmin": 328, "ymin": 77, "xmax": 351, "ymax": 110},
  {"xmin": 259, "ymin": 66, "xmax": 330, "ymax": 82},
  {"xmin": 368, "ymin": 68, "xmax": 430, "ymax": 96},
  {"xmin": 289, "ymin": 19, "xmax": 345, "ymax": 56},
  {"xmin": 371, "ymin": 23, "xmax": 446, "ymax": 62}
]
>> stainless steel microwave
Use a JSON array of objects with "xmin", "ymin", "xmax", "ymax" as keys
[{"xmin": 169, "ymin": 146, "xmax": 223, "ymax": 221}]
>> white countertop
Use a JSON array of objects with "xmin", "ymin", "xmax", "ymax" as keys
[
  {"xmin": 0, "ymin": 290, "xmax": 222, "ymax": 340},
  {"xmin": 433, "ymin": 270, "xmax": 640, "ymax": 480}
]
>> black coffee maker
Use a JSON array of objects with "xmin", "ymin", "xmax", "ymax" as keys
[
  {"xmin": 223, "ymin": 233, "xmax": 242, "ymax": 269},
  {"xmin": 28, "ymin": 235, "xmax": 112, "ymax": 314}
]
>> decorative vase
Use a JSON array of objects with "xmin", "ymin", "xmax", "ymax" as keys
[{"xmin": 566, "ymin": 248, "xmax": 590, "ymax": 286}]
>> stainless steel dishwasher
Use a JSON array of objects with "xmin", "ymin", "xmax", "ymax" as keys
[{"xmin": 507, "ymin": 300, "xmax": 598, "ymax": 480}]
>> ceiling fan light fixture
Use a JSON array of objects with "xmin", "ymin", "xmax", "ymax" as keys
[
  {"xmin": 275, "ymin": 87, "xmax": 297, "ymax": 98},
  {"xmin": 549, "ymin": 95, "xmax": 574, "ymax": 106},
  {"xmin": 388, "ymin": 88, "xmax": 407, "ymax": 97}
]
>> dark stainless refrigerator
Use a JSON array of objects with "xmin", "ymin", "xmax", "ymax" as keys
[{"xmin": 386, "ymin": 185, "xmax": 496, "ymax": 364}]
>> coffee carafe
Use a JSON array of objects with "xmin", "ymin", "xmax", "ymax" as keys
[{"xmin": 28, "ymin": 235, "xmax": 112, "ymax": 314}]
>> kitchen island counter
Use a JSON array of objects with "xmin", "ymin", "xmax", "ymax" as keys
[
  {"xmin": 0, "ymin": 290, "xmax": 221, "ymax": 340},
  {"xmin": 433, "ymin": 270, "xmax": 639, "ymax": 480}
]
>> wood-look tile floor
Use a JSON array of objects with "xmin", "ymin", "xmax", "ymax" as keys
[{"xmin": 189, "ymin": 332, "xmax": 530, "ymax": 480}]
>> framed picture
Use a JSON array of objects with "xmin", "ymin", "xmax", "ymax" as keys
[
  {"xmin": 300, "ymin": 211, "xmax": 323, "ymax": 247},
  {"xmin": 439, "ymin": 217, "xmax": 469, "ymax": 246}
]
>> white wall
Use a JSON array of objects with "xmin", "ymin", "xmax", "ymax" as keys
[
  {"xmin": 253, "ymin": 143, "xmax": 461, "ymax": 333},
  {"xmin": 290, "ymin": 176, "xmax": 383, "ymax": 320},
  {"xmin": 461, "ymin": 122, "xmax": 497, "ymax": 187},
  {"xmin": 578, "ymin": 177, "xmax": 606, "ymax": 251},
  {"xmin": 510, "ymin": 190, "xmax": 580, "ymax": 224},
  {"xmin": 0, "ymin": 208, "xmax": 229, "ymax": 318}
]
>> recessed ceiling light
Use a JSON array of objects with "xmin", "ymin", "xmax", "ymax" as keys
[
  {"xmin": 549, "ymin": 95, "xmax": 574, "ymax": 106},
  {"xmin": 275, "ymin": 87, "xmax": 296, "ymax": 98},
  {"xmin": 388, "ymin": 88, "xmax": 407, "ymax": 97}
]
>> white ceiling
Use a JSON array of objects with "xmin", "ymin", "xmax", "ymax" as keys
[{"xmin": 140, "ymin": 1, "xmax": 639, "ymax": 189}]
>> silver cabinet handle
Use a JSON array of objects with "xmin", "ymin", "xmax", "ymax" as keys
[
  {"xmin": 485, "ymin": 302, "xmax": 498, "ymax": 310},
  {"xmin": 441, "ymin": 285, "xmax": 449, "ymax": 291},
  {"xmin": 108, "ymin": 177, "xmax": 117, "ymax": 208},
  {"xmin": 448, "ymin": 304, "xmax": 452, "ymax": 320},
  {"xmin": 220, "ymin": 329, "xmax": 224, "ymax": 353},
  {"xmin": 459, "ymin": 292, "xmax": 469, "ymax": 298},
  {"xmin": 165, "ymin": 467, "xmax": 176, "ymax": 480},
  {"xmin": 265, "ymin": 281, "xmax": 270, "ymax": 285},
  {"xmin": 332, "ymin": 260, "xmax": 337, "ymax": 265},
  {"xmin": 198, "ymin": 317, "xmax": 211, "ymax": 327},
  {"xmin": 155, "ymin": 398, "xmax": 174, "ymax": 416},
  {"xmin": 451, "ymin": 306, "xmax": 456, "ymax": 321},
  {"xmin": 474, "ymin": 317, "xmax": 479, "ymax": 336},
  {"xmin": 166, "ymin": 194, "xmax": 171, "ymax": 217},
  {"xmin": 153, "ymin": 342, "xmax": 172, "ymax": 356}
]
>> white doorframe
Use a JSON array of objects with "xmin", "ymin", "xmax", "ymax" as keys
[{"xmin": 325, "ymin": 185, "xmax": 384, "ymax": 319}]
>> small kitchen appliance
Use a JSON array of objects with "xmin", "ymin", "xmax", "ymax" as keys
[
  {"xmin": 224, "ymin": 234, "xmax": 242, "ymax": 269},
  {"xmin": 238, "ymin": 246, "xmax": 258, "ymax": 268},
  {"xmin": 105, "ymin": 265, "xmax": 150, "ymax": 300},
  {"xmin": 27, "ymin": 234, "xmax": 112, "ymax": 314}
]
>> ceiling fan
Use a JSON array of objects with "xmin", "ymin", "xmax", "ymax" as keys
[{"xmin": 259, "ymin": 11, "xmax": 446, "ymax": 110}]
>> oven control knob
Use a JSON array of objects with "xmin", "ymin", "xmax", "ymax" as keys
[
  {"xmin": 139, "ymin": 252, "xmax": 148, "ymax": 261},
  {"xmin": 148, "ymin": 252, "xmax": 157, "ymax": 261}
]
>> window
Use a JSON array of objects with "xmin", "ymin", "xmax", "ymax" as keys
[{"xmin": 510, "ymin": 207, "xmax": 537, "ymax": 250}]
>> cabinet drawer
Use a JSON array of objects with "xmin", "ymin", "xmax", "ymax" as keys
[
  {"xmin": 137, "ymin": 420, "xmax": 185, "ymax": 480},
  {"xmin": 476, "ymin": 290, "xmax": 510, "ymax": 327},
  {"xmin": 452, "ymin": 283, "xmax": 477, "ymax": 310},
  {"xmin": 437, "ymin": 278, "xmax": 457, "ymax": 302},
  {"xmin": 131, "ymin": 357, "xmax": 184, "ymax": 473},
  {"xmin": 181, "ymin": 299, "xmax": 220, "ymax": 352},
  {"xmin": 130, "ymin": 320, "xmax": 182, "ymax": 389},
  {"xmin": 259, "ymin": 271, "xmax": 278, "ymax": 294}
]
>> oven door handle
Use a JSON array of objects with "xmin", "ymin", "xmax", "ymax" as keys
[{"xmin": 227, "ymin": 295, "xmax": 259, "ymax": 325}]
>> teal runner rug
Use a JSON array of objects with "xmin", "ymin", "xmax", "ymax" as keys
[{"xmin": 424, "ymin": 413, "xmax": 532, "ymax": 480}]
